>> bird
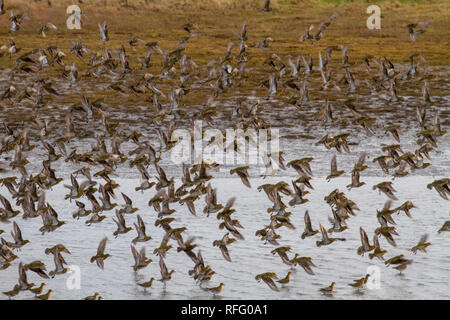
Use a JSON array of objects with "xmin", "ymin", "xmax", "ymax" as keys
[
  {"xmin": 132, "ymin": 215, "xmax": 152, "ymax": 244},
  {"xmin": 373, "ymin": 181, "xmax": 398, "ymax": 200},
  {"xmin": 292, "ymin": 256, "xmax": 316, "ymax": 275},
  {"xmin": 72, "ymin": 201, "xmax": 91, "ymax": 219},
  {"xmin": 9, "ymin": 11, "xmax": 28, "ymax": 32},
  {"xmin": 158, "ymin": 256, "xmax": 175, "ymax": 288},
  {"xmin": 385, "ymin": 255, "xmax": 413, "ymax": 268},
  {"xmin": 271, "ymin": 246, "xmax": 294, "ymax": 266},
  {"xmin": 289, "ymin": 180, "xmax": 310, "ymax": 206},
  {"xmin": 38, "ymin": 23, "xmax": 57, "ymax": 38},
  {"xmin": 357, "ymin": 227, "xmax": 375, "ymax": 256},
  {"xmin": 0, "ymin": 194, "xmax": 20, "ymax": 220},
  {"xmin": 90, "ymin": 237, "xmax": 110, "ymax": 270},
  {"xmin": 301, "ymin": 210, "xmax": 319, "ymax": 239},
  {"xmin": 36, "ymin": 289, "xmax": 52, "ymax": 300},
  {"xmin": 113, "ymin": 210, "xmax": 132, "ymax": 237},
  {"xmin": 45, "ymin": 244, "xmax": 71, "ymax": 256},
  {"xmin": 385, "ymin": 124, "xmax": 402, "ymax": 142},
  {"xmin": 155, "ymin": 163, "xmax": 174, "ymax": 190},
  {"xmin": 7, "ymin": 221, "xmax": 29, "ymax": 248},
  {"xmin": 300, "ymin": 13, "xmax": 339, "ymax": 43},
  {"xmin": 181, "ymin": 22, "xmax": 200, "ymax": 34},
  {"xmin": 203, "ymin": 184, "xmax": 223, "ymax": 216},
  {"xmin": 24, "ymin": 261, "xmax": 49, "ymax": 279},
  {"xmin": 277, "ymin": 272, "xmax": 292, "ymax": 285},
  {"xmin": 3, "ymin": 284, "xmax": 20, "ymax": 298},
  {"xmin": 348, "ymin": 274, "xmax": 370, "ymax": 289},
  {"xmin": 255, "ymin": 37, "xmax": 273, "ymax": 49},
  {"xmin": 204, "ymin": 283, "xmax": 224, "ymax": 296},
  {"xmin": 261, "ymin": 0, "xmax": 271, "ymax": 12},
  {"xmin": 255, "ymin": 272, "xmax": 279, "ymax": 292},
  {"xmin": 326, "ymin": 155, "xmax": 344, "ymax": 181},
  {"xmin": 213, "ymin": 233, "xmax": 235, "ymax": 262},
  {"xmin": 369, "ymin": 234, "xmax": 387, "ymax": 261},
  {"xmin": 30, "ymin": 283, "xmax": 46, "ymax": 295},
  {"xmin": 48, "ymin": 249, "xmax": 68, "ymax": 277},
  {"xmin": 230, "ymin": 166, "xmax": 251, "ymax": 188},
  {"xmin": 407, "ymin": 20, "xmax": 432, "ymax": 41},
  {"xmin": 319, "ymin": 282, "xmax": 336, "ymax": 295},
  {"xmin": 316, "ymin": 224, "xmax": 345, "ymax": 247},
  {"xmin": 347, "ymin": 153, "xmax": 367, "ymax": 190},
  {"xmin": 17, "ymin": 262, "xmax": 34, "ymax": 291},
  {"xmin": 395, "ymin": 201, "xmax": 416, "ymax": 218},
  {"xmin": 427, "ymin": 179, "xmax": 449, "ymax": 200},
  {"xmin": 393, "ymin": 261, "xmax": 413, "ymax": 274},
  {"xmin": 84, "ymin": 292, "xmax": 102, "ymax": 300},
  {"xmin": 438, "ymin": 220, "xmax": 450, "ymax": 233},
  {"xmin": 130, "ymin": 244, "xmax": 152, "ymax": 271},
  {"xmin": 287, "ymin": 157, "xmax": 313, "ymax": 176},
  {"xmin": 410, "ymin": 234, "xmax": 431, "ymax": 254},
  {"xmin": 98, "ymin": 21, "xmax": 109, "ymax": 42},
  {"xmin": 119, "ymin": 192, "xmax": 138, "ymax": 214},
  {"xmin": 137, "ymin": 277, "xmax": 155, "ymax": 291}
]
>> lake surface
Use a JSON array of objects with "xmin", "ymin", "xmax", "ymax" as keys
[{"xmin": 0, "ymin": 174, "xmax": 449, "ymax": 300}]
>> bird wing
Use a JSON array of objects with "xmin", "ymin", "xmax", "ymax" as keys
[
  {"xmin": 46, "ymin": 23, "xmax": 57, "ymax": 30},
  {"xmin": 360, "ymin": 227, "xmax": 369, "ymax": 247},
  {"xmin": 137, "ymin": 215, "xmax": 145, "ymax": 233},
  {"xmin": 331, "ymin": 155, "xmax": 338, "ymax": 172},
  {"xmin": 419, "ymin": 234, "xmax": 429, "ymax": 244},
  {"xmin": 320, "ymin": 224, "xmax": 329, "ymax": 240},
  {"xmin": 263, "ymin": 278, "xmax": 279, "ymax": 292},
  {"xmin": 130, "ymin": 244, "xmax": 139, "ymax": 263},
  {"xmin": 18, "ymin": 262, "xmax": 28, "ymax": 286},
  {"xmin": 159, "ymin": 256, "xmax": 168, "ymax": 277},
  {"xmin": 357, "ymin": 152, "xmax": 367, "ymax": 166},
  {"xmin": 12, "ymin": 221, "xmax": 23, "ymax": 242},
  {"xmin": 121, "ymin": 192, "xmax": 132, "ymax": 206},
  {"xmin": 97, "ymin": 237, "xmax": 107, "ymax": 255},
  {"xmin": 304, "ymin": 210, "xmax": 312, "ymax": 230},
  {"xmin": 220, "ymin": 245, "xmax": 232, "ymax": 262}
]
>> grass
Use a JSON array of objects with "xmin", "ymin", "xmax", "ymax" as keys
[{"xmin": 0, "ymin": 0, "xmax": 448, "ymax": 70}]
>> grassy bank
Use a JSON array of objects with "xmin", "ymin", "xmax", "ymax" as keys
[{"xmin": 0, "ymin": 0, "xmax": 448, "ymax": 68}]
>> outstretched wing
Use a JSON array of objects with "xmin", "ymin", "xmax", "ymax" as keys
[
  {"xmin": 304, "ymin": 210, "xmax": 312, "ymax": 230},
  {"xmin": 97, "ymin": 237, "xmax": 107, "ymax": 255},
  {"xmin": 331, "ymin": 155, "xmax": 338, "ymax": 172}
]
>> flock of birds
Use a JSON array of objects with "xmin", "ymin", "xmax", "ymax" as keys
[{"xmin": 0, "ymin": 0, "xmax": 449, "ymax": 299}]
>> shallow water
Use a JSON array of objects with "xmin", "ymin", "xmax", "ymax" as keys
[
  {"xmin": 0, "ymin": 175, "xmax": 449, "ymax": 300},
  {"xmin": 1, "ymin": 64, "xmax": 449, "ymax": 177}
]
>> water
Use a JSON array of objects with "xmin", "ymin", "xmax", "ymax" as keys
[
  {"xmin": 0, "ymin": 174, "xmax": 449, "ymax": 299},
  {"xmin": 0, "ymin": 62, "xmax": 449, "ymax": 299}
]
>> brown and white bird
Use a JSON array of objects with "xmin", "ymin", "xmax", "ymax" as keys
[
  {"xmin": 410, "ymin": 234, "xmax": 431, "ymax": 254},
  {"xmin": 213, "ymin": 233, "xmax": 235, "ymax": 262},
  {"xmin": 90, "ymin": 237, "xmax": 110, "ymax": 270},
  {"xmin": 407, "ymin": 20, "xmax": 432, "ymax": 42},
  {"xmin": 301, "ymin": 210, "xmax": 318, "ymax": 239},
  {"xmin": 326, "ymin": 155, "xmax": 344, "ymax": 181}
]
